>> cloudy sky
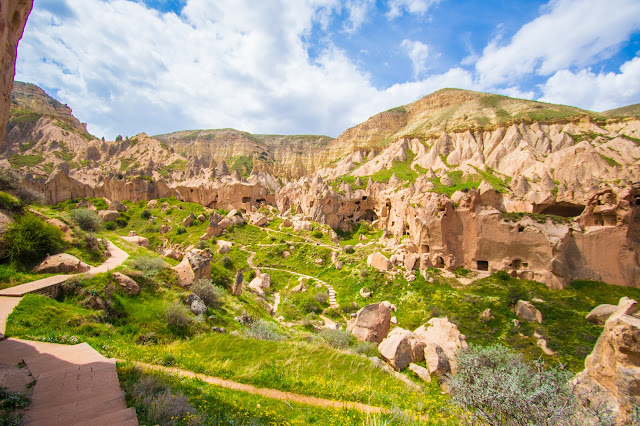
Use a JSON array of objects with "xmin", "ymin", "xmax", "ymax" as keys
[{"xmin": 15, "ymin": 0, "xmax": 640, "ymax": 140}]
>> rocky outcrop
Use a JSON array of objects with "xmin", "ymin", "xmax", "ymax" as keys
[
  {"xmin": 586, "ymin": 304, "xmax": 618, "ymax": 326},
  {"xmin": 187, "ymin": 293, "xmax": 207, "ymax": 315},
  {"xmin": 172, "ymin": 249, "xmax": 212, "ymax": 286},
  {"xmin": 515, "ymin": 300, "xmax": 543, "ymax": 323},
  {"xmin": 413, "ymin": 317, "xmax": 468, "ymax": 374},
  {"xmin": 367, "ymin": 252, "xmax": 390, "ymax": 271},
  {"xmin": 378, "ymin": 328, "xmax": 425, "ymax": 371},
  {"xmin": 120, "ymin": 235, "xmax": 150, "ymax": 248},
  {"xmin": 112, "ymin": 272, "xmax": 140, "ymax": 296},
  {"xmin": 347, "ymin": 302, "xmax": 392, "ymax": 343},
  {"xmin": 573, "ymin": 297, "xmax": 640, "ymax": 424},
  {"xmin": 0, "ymin": 1, "xmax": 33, "ymax": 146},
  {"xmin": 33, "ymin": 253, "xmax": 90, "ymax": 274}
]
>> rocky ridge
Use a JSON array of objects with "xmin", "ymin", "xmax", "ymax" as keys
[{"xmin": 3, "ymin": 82, "xmax": 640, "ymax": 288}]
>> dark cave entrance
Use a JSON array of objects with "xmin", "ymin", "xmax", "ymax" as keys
[
  {"xmin": 477, "ymin": 260, "xmax": 489, "ymax": 271},
  {"xmin": 539, "ymin": 202, "xmax": 585, "ymax": 217}
]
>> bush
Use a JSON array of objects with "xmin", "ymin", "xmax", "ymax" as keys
[
  {"xmin": 115, "ymin": 217, "xmax": 129, "ymax": 227},
  {"xmin": 162, "ymin": 353, "xmax": 176, "ymax": 366},
  {"xmin": 165, "ymin": 303, "xmax": 193, "ymax": 335},
  {"xmin": 210, "ymin": 264, "xmax": 231, "ymax": 289},
  {"xmin": 191, "ymin": 279, "xmax": 224, "ymax": 308},
  {"xmin": 131, "ymin": 256, "xmax": 167, "ymax": 277},
  {"xmin": 176, "ymin": 226, "xmax": 186, "ymax": 234},
  {"xmin": 506, "ymin": 283, "xmax": 529, "ymax": 307},
  {"xmin": 319, "ymin": 328, "xmax": 353, "ymax": 349},
  {"xmin": 243, "ymin": 320, "xmax": 284, "ymax": 341},
  {"xmin": 312, "ymin": 230, "xmax": 323, "ymax": 239},
  {"xmin": 129, "ymin": 373, "xmax": 200, "ymax": 425},
  {"xmin": 447, "ymin": 344, "xmax": 610, "ymax": 426},
  {"xmin": 3, "ymin": 214, "xmax": 65, "ymax": 266},
  {"xmin": 141, "ymin": 210, "xmax": 151, "ymax": 219},
  {"xmin": 493, "ymin": 270, "xmax": 511, "ymax": 281},
  {"xmin": 104, "ymin": 221, "xmax": 117, "ymax": 230},
  {"xmin": 221, "ymin": 255, "xmax": 233, "ymax": 269},
  {"xmin": 344, "ymin": 246, "xmax": 355, "ymax": 254},
  {"xmin": 70, "ymin": 208, "xmax": 103, "ymax": 232},
  {"xmin": 0, "ymin": 191, "xmax": 21, "ymax": 211}
]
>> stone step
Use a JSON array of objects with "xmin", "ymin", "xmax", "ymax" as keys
[
  {"xmin": 24, "ymin": 391, "xmax": 126, "ymax": 425},
  {"xmin": 69, "ymin": 407, "xmax": 138, "ymax": 426}
]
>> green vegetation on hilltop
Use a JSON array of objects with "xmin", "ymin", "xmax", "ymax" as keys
[{"xmin": 226, "ymin": 155, "xmax": 254, "ymax": 178}]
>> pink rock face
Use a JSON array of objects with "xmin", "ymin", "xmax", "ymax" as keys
[
  {"xmin": 112, "ymin": 272, "xmax": 139, "ymax": 296},
  {"xmin": 347, "ymin": 302, "xmax": 391, "ymax": 343},
  {"xmin": 514, "ymin": 300, "xmax": 543, "ymax": 324},
  {"xmin": 378, "ymin": 329, "xmax": 414, "ymax": 371}
]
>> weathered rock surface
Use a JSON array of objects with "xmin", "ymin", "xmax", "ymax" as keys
[
  {"xmin": 378, "ymin": 328, "xmax": 415, "ymax": 371},
  {"xmin": 586, "ymin": 304, "xmax": 618, "ymax": 326},
  {"xmin": 187, "ymin": 293, "xmax": 207, "ymax": 315},
  {"xmin": 216, "ymin": 240, "xmax": 233, "ymax": 254},
  {"xmin": 409, "ymin": 363, "xmax": 431, "ymax": 383},
  {"xmin": 515, "ymin": 300, "xmax": 543, "ymax": 323},
  {"xmin": 249, "ymin": 273, "xmax": 271, "ymax": 290},
  {"xmin": 367, "ymin": 252, "xmax": 390, "ymax": 271},
  {"xmin": 573, "ymin": 297, "xmax": 640, "ymax": 424},
  {"xmin": 120, "ymin": 236, "xmax": 150, "ymax": 248},
  {"xmin": 112, "ymin": 272, "xmax": 140, "ymax": 296},
  {"xmin": 347, "ymin": 302, "xmax": 392, "ymax": 343},
  {"xmin": 424, "ymin": 343, "xmax": 451, "ymax": 377},
  {"xmin": 172, "ymin": 249, "xmax": 212, "ymax": 286},
  {"xmin": 34, "ymin": 253, "xmax": 90, "ymax": 274},
  {"xmin": 98, "ymin": 210, "xmax": 120, "ymax": 222},
  {"xmin": 413, "ymin": 317, "xmax": 468, "ymax": 373},
  {"xmin": 0, "ymin": 1, "xmax": 33, "ymax": 146}
]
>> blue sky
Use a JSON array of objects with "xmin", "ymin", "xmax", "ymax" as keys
[{"xmin": 15, "ymin": 0, "xmax": 640, "ymax": 140}]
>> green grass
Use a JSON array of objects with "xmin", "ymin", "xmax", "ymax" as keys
[
  {"xmin": 599, "ymin": 153, "xmax": 620, "ymax": 167},
  {"xmin": 8, "ymin": 153, "xmax": 43, "ymax": 168},
  {"xmin": 0, "ymin": 263, "xmax": 56, "ymax": 289},
  {"xmin": 158, "ymin": 159, "xmax": 187, "ymax": 178},
  {"xmin": 430, "ymin": 171, "xmax": 481, "ymax": 196},
  {"xmin": 19, "ymin": 140, "xmax": 37, "ymax": 152},
  {"xmin": 620, "ymin": 133, "xmax": 640, "ymax": 146},
  {"xmin": 227, "ymin": 155, "xmax": 254, "ymax": 178},
  {"xmin": 501, "ymin": 211, "xmax": 573, "ymax": 224},
  {"xmin": 8, "ymin": 107, "xmax": 42, "ymax": 127}
]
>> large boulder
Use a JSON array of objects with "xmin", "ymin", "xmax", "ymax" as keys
[
  {"xmin": 367, "ymin": 252, "xmax": 390, "ymax": 271},
  {"xmin": 573, "ymin": 297, "xmax": 640, "ymax": 424},
  {"xmin": 34, "ymin": 253, "xmax": 90, "ymax": 274},
  {"xmin": 586, "ymin": 304, "xmax": 618, "ymax": 326},
  {"xmin": 120, "ymin": 235, "xmax": 150, "ymax": 248},
  {"xmin": 109, "ymin": 200, "xmax": 127, "ymax": 212},
  {"xmin": 249, "ymin": 213, "xmax": 269, "ymax": 227},
  {"xmin": 347, "ymin": 302, "xmax": 392, "ymax": 343},
  {"xmin": 172, "ymin": 249, "xmax": 212, "ymax": 286},
  {"xmin": 217, "ymin": 240, "xmax": 233, "ymax": 254},
  {"xmin": 182, "ymin": 212, "xmax": 195, "ymax": 227},
  {"xmin": 249, "ymin": 273, "xmax": 271, "ymax": 290},
  {"xmin": 378, "ymin": 328, "xmax": 426, "ymax": 371},
  {"xmin": 515, "ymin": 300, "xmax": 543, "ymax": 323},
  {"xmin": 112, "ymin": 272, "xmax": 139, "ymax": 296},
  {"xmin": 98, "ymin": 210, "xmax": 120, "ymax": 222},
  {"xmin": 187, "ymin": 293, "xmax": 207, "ymax": 315},
  {"xmin": 413, "ymin": 317, "xmax": 468, "ymax": 374},
  {"xmin": 292, "ymin": 219, "xmax": 313, "ymax": 232},
  {"xmin": 424, "ymin": 343, "xmax": 451, "ymax": 377}
]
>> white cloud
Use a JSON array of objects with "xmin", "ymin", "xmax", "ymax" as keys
[
  {"xmin": 343, "ymin": 0, "xmax": 375, "ymax": 34},
  {"xmin": 538, "ymin": 56, "xmax": 640, "ymax": 111},
  {"xmin": 475, "ymin": 0, "xmax": 640, "ymax": 87},
  {"xmin": 15, "ymin": 0, "xmax": 474, "ymax": 140},
  {"xmin": 401, "ymin": 39, "xmax": 430, "ymax": 78},
  {"xmin": 387, "ymin": 0, "xmax": 440, "ymax": 19}
]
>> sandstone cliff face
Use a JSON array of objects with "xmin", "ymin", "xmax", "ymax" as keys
[
  {"xmin": 573, "ymin": 297, "xmax": 640, "ymax": 424},
  {"xmin": 0, "ymin": 1, "xmax": 33, "ymax": 146}
]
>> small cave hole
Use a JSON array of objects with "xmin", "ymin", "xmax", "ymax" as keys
[{"xmin": 477, "ymin": 260, "xmax": 489, "ymax": 271}]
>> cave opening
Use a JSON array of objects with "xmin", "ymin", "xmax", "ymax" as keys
[
  {"xmin": 241, "ymin": 197, "xmax": 251, "ymax": 203},
  {"xmin": 435, "ymin": 257, "xmax": 445, "ymax": 268},
  {"xmin": 539, "ymin": 202, "xmax": 585, "ymax": 217},
  {"xmin": 477, "ymin": 260, "xmax": 489, "ymax": 271},
  {"xmin": 360, "ymin": 209, "xmax": 378, "ymax": 222}
]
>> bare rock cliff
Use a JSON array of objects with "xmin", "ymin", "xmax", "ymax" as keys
[{"xmin": 0, "ymin": 0, "xmax": 33, "ymax": 146}]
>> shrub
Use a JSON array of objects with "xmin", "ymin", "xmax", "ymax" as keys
[
  {"xmin": 191, "ymin": 279, "xmax": 224, "ymax": 308},
  {"xmin": 141, "ymin": 210, "xmax": 151, "ymax": 219},
  {"xmin": 210, "ymin": 264, "xmax": 231, "ymax": 289},
  {"xmin": 70, "ymin": 208, "xmax": 103, "ymax": 232},
  {"xmin": 506, "ymin": 283, "xmax": 529, "ymax": 307},
  {"xmin": 129, "ymin": 374, "xmax": 200, "ymax": 425},
  {"xmin": 319, "ymin": 328, "xmax": 353, "ymax": 349},
  {"xmin": 244, "ymin": 320, "xmax": 284, "ymax": 341},
  {"xmin": 447, "ymin": 344, "xmax": 610, "ymax": 426},
  {"xmin": 0, "ymin": 191, "xmax": 21, "ymax": 211},
  {"xmin": 131, "ymin": 256, "xmax": 168, "ymax": 277},
  {"xmin": 493, "ymin": 270, "xmax": 511, "ymax": 281},
  {"xmin": 3, "ymin": 214, "xmax": 65, "ymax": 266},
  {"xmin": 176, "ymin": 226, "xmax": 186, "ymax": 234},
  {"xmin": 221, "ymin": 255, "xmax": 233, "ymax": 269},
  {"xmin": 162, "ymin": 353, "xmax": 176, "ymax": 366},
  {"xmin": 165, "ymin": 303, "xmax": 193, "ymax": 335},
  {"xmin": 104, "ymin": 221, "xmax": 117, "ymax": 230},
  {"xmin": 312, "ymin": 230, "xmax": 323, "ymax": 239},
  {"xmin": 77, "ymin": 230, "xmax": 105, "ymax": 254},
  {"xmin": 344, "ymin": 246, "xmax": 355, "ymax": 254},
  {"xmin": 15, "ymin": 187, "xmax": 45, "ymax": 206},
  {"xmin": 115, "ymin": 217, "xmax": 128, "ymax": 227}
]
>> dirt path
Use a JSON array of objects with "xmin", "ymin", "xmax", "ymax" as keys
[{"xmin": 126, "ymin": 361, "xmax": 388, "ymax": 414}]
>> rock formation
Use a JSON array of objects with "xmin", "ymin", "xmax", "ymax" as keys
[
  {"xmin": 573, "ymin": 297, "xmax": 640, "ymax": 424},
  {"xmin": 347, "ymin": 302, "xmax": 392, "ymax": 343},
  {"xmin": 33, "ymin": 253, "xmax": 90, "ymax": 274},
  {"xmin": 172, "ymin": 249, "xmax": 212, "ymax": 286},
  {"xmin": 0, "ymin": 1, "xmax": 33, "ymax": 146}
]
